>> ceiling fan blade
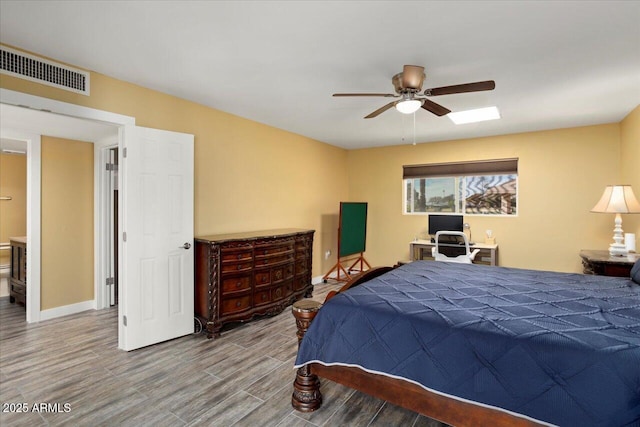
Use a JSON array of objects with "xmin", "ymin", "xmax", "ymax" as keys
[
  {"xmin": 424, "ymin": 80, "xmax": 495, "ymax": 96},
  {"xmin": 421, "ymin": 99, "xmax": 451, "ymax": 116},
  {"xmin": 333, "ymin": 93, "xmax": 398, "ymax": 97},
  {"xmin": 401, "ymin": 65, "xmax": 425, "ymax": 90},
  {"xmin": 365, "ymin": 101, "xmax": 398, "ymax": 119}
]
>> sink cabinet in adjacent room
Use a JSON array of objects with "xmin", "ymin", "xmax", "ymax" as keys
[{"xmin": 9, "ymin": 237, "xmax": 27, "ymax": 306}]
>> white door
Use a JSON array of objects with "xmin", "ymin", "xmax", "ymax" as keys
[{"xmin": 119, "ymin": 125, "xmax": 194, "ymax": 351}]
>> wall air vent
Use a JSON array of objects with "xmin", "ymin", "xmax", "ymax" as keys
[{"xmin": 0, "ymin": 46, "xmax": 89, "ymax": 95}]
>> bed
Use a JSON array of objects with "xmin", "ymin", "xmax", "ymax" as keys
[{"xmin": 291, "ymin": 261, "xmax": 640, "ymax": 426}]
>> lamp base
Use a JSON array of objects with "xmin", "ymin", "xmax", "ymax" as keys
[
  {"xmin": 609, "ymin": 243, "xmax": 628, "ymax": 257},
  {"xmin": 608, "ymin": 213, "xmax": 628, "ymax": 257}
]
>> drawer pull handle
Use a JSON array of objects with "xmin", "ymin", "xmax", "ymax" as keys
[
  {"xmin": 236, "ymin": 281, "xmax": 242, "ymax": 288},
  {"xmin": 262, "ymin": 294, "xmax": 267, "ymax": 300},
  {"xmin": 236, "ymin": 301, "xmax": 242, "ymax": 307},
  {"xmin": 237, "ymin": 254, "xmax": 242, "ymax": 259},
  {"xmin": 237, "ymin": 265, "xmax": 242, "ymax": 270}
]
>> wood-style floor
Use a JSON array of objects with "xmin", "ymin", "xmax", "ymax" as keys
[{"xmin": 0, "ymin": 282, "xmax": 447, "ymax": 426}]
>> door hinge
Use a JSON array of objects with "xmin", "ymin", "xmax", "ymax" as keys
[
  {"xmin": 123, "ymin": 315, "xmax": 127, "ymax": 326},
  {"xmin": 123, "ymin": 232, "xmax": 127, "ymax": 242},
  {"xmin": 106, "ymin": 277, "xmax": 114, "ymax": 286},
  {"xmin": 105, "ymin": 163, "xmax": 118, "ymax": 171},
  {"xmin": 123, "ymin": 147, "xmax": 127, "ymax": 158}
]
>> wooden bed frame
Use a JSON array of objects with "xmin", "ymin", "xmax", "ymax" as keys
[{"xmin": 291, "ymin": 267, "xmax": 545, "ymax": 427}]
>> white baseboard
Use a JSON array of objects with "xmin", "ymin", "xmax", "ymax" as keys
[
  {"xmin": 312, "ymin": 275, "xmax": 325, "ymax": 285},
  {"xmin": 40, "ymin": 299, "xmax": 95, "ymax": 321},
  {"xmin": 0, "ymin": 275, "xmax": 8, "ymax": 298}
]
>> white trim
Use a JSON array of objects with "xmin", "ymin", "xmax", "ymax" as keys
[
  {"xmin": 95, "ymin": 137, "xmax": 118, "ymax": 310},
  {"xmin": 0, "ymin": 89, "xmax": 134, "ymax": 126},
  {"xmin": 40, "ymin": 299, "xmax": 95, "ymax": 322},
  {"xmin": 311, "ymin": 275, "xmax": 324, "ymax": 285},
  {"xmin": 0, "ymin": 89, "xmax": 134, "ymax": 327},
  {"xmin": 0, "ymin": 128, "xmax": 41, "ymax": 323}
]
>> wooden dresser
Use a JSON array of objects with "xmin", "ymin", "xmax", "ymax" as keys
[
  {"xmin": 195, "ymin": 228, "xmax": 314, "ymax": 338},
  {"xmin": 9, "ymin": 237, "xmax": 27, "ymax": 306}
]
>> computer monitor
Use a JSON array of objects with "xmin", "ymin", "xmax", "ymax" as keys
[{"xmin": 428, "ymin": 214, "xmax": 463, "ymax": 236}]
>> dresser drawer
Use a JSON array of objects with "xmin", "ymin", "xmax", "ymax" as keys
[
  {"xmin": 255, "ymin": 264, "xmax": 295, "ymax": 288},
  {"xmin": 293, "ymin": 275, "xmax": 308, "ymax": 291},
  {"xmin": 221, "ymin": 250, "xmax": 253, "ymax": 263},
  {"xmin": 272, "ymin": 265, "xmax": 294, "ymax": 283},
  {"xmin": 254, "ymin": 289, "xmax": 271, "ymax": 306},
  {"xmin": 254, "ymin": 240, "xmax": 293, "ymax": 256},
  {"xmin": 221, "ymin": 275, "xmax": 251, "ymax": 294},
  {"xmin": 255, "ymin": 253, "xmax": 293, "ymax": 268},
  {"xmin": 295, "ymin": 243, "xmax": 309, "ymax": 257},
  {"xmin": 273, "ymin": 281, "xmax": 294, "ymax": 300},
  {"xmin": 221, "ymin": 261, "xmax": 253, "ymax": 273},
  {"xmin": 221, "ymin": 295, "xmax": 251, "ymax": 314},
  {"xmin": 295, "ymin": 260, "xmax": 309, "ymax": 275},
  {"xmin": 255, "ymin": 270, "xmax": 271, "ymax": 287}
]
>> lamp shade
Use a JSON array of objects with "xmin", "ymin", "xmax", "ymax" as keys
[{"xmin": 591, "ymin": 185, "xmax": 640, "ymax": 213}]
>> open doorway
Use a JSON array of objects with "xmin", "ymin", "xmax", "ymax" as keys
[
  {"xmin": 2, "ymin": 90, "xmax": 195, "ymax": 351},
  {"xmin": 1, "ymin": 98, "xmax": 124, "ymax": 322},
  {"xmin": 0, "ymin": 141, "xmax": 27, "ymax": 308}
]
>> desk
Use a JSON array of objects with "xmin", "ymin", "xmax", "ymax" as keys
[
  {"xmin": 410, "ymin": 240, "xmax": 499, "ymax": 266},
  {"xmin": 579, "ymin": 250, "xmax": 639, "ymax": 277}
]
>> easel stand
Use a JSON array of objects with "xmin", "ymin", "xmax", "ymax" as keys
[{"xmin": 322, "ymin": 253, "xmax": 371, "ymax": 283}]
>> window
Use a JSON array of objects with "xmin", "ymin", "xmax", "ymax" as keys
[{"xmin": 403, "ymin": 159, "xmax": 518, "ymax": 216}]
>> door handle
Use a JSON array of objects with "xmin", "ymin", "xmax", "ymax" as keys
[{"xmin": 180, "ymin": 242, "xmax": 191, "ymax": 250}]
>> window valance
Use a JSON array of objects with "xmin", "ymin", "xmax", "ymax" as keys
[{"xmin": 403, "ymin": 158, "xmax": 518, "ymax": 179}]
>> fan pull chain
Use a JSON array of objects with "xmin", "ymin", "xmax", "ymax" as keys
[
  {"xmin": 413, "ymin": 112, "xmax": 416, "ymax": 145},
  {"xmin": 401, "ymin": 111, "xmax": 406, "ymax": 143}
]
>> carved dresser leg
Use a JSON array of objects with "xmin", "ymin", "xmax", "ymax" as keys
[{"xmin": 291, "ymin": 299, "xmax": 323, "ymax": 412}]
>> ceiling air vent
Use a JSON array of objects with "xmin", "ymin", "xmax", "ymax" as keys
[{"xmin": 0, "ymin": 46, "xmax": 89, "ymax": 95}]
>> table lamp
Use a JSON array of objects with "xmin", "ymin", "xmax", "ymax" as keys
[{"xmin": 591, "ymin": 185, "xmax": 640, "ymax": 256}]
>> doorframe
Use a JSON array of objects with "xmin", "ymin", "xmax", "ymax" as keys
[
  {"xmin": 0, "ymin": 127, "xmax": 40, "ymax": 323},
  {"xmin": 95, "ymin": 139, "xmax": 119, "ymax": 310},
  {"xmin": 0, "ymin": 88, "xmax": 135, "ymax": 322}
]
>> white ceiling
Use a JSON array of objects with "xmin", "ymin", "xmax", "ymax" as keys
[{"xmin": 1, "ymin": 1, "xmax": 639, "ymax": 149}]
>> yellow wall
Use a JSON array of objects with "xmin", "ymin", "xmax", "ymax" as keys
[
  {"xmin": 0, "ymin": 45, "xmax": 636, "ymax": 312},
  {"xmin": 347, "ymin": 124, "xmax": 623, "ymax": 273},
  {"xmin": 0, "ymin": 45, "xmax": 349, "ymax": 310},
  {"xmin": 620, "ymin": 105, "xmax": 640, "ymax": 248},
  {"xmin": 40, "ymin": 137, "xmax": 94, "ymax": 309},
  {"xmin": 0, "ymin": 153, "xmax": 27, "ymax": 292}
]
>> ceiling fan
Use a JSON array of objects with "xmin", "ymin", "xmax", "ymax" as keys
[{"xmin": 333, "ymin": 65, "xmax": 495, "ymax": 119}]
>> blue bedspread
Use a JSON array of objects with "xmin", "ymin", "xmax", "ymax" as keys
[{"xmin": 295, "ymin": 261, "xmax": 640, "ymax": 426}]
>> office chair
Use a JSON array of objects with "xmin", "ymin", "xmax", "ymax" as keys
[{"xmin": 431, "ymin": 231, "xmax": 480, "ymax": 264}]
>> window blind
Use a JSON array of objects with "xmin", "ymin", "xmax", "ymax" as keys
[{"xmin": 403, "ymin": 158, "xmax": 518, "ymax": 179}]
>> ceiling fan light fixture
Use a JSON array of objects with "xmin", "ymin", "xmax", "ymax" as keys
[
  {"xmin": 448, "ymin": 106, "xmax": 500, "ymax": 124},
  {"xmin": 395, "ymin": 99, "xmax": 422, "ymax": 114}
]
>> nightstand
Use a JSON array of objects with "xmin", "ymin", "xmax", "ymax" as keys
[{"xmin": 579, "ymin": 250, "xmax": 639, "ymax": 277}]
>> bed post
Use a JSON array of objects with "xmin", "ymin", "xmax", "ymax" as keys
[{"xmin": 291, "ymin": 299, "xmax": 323, "ymax": 412}]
